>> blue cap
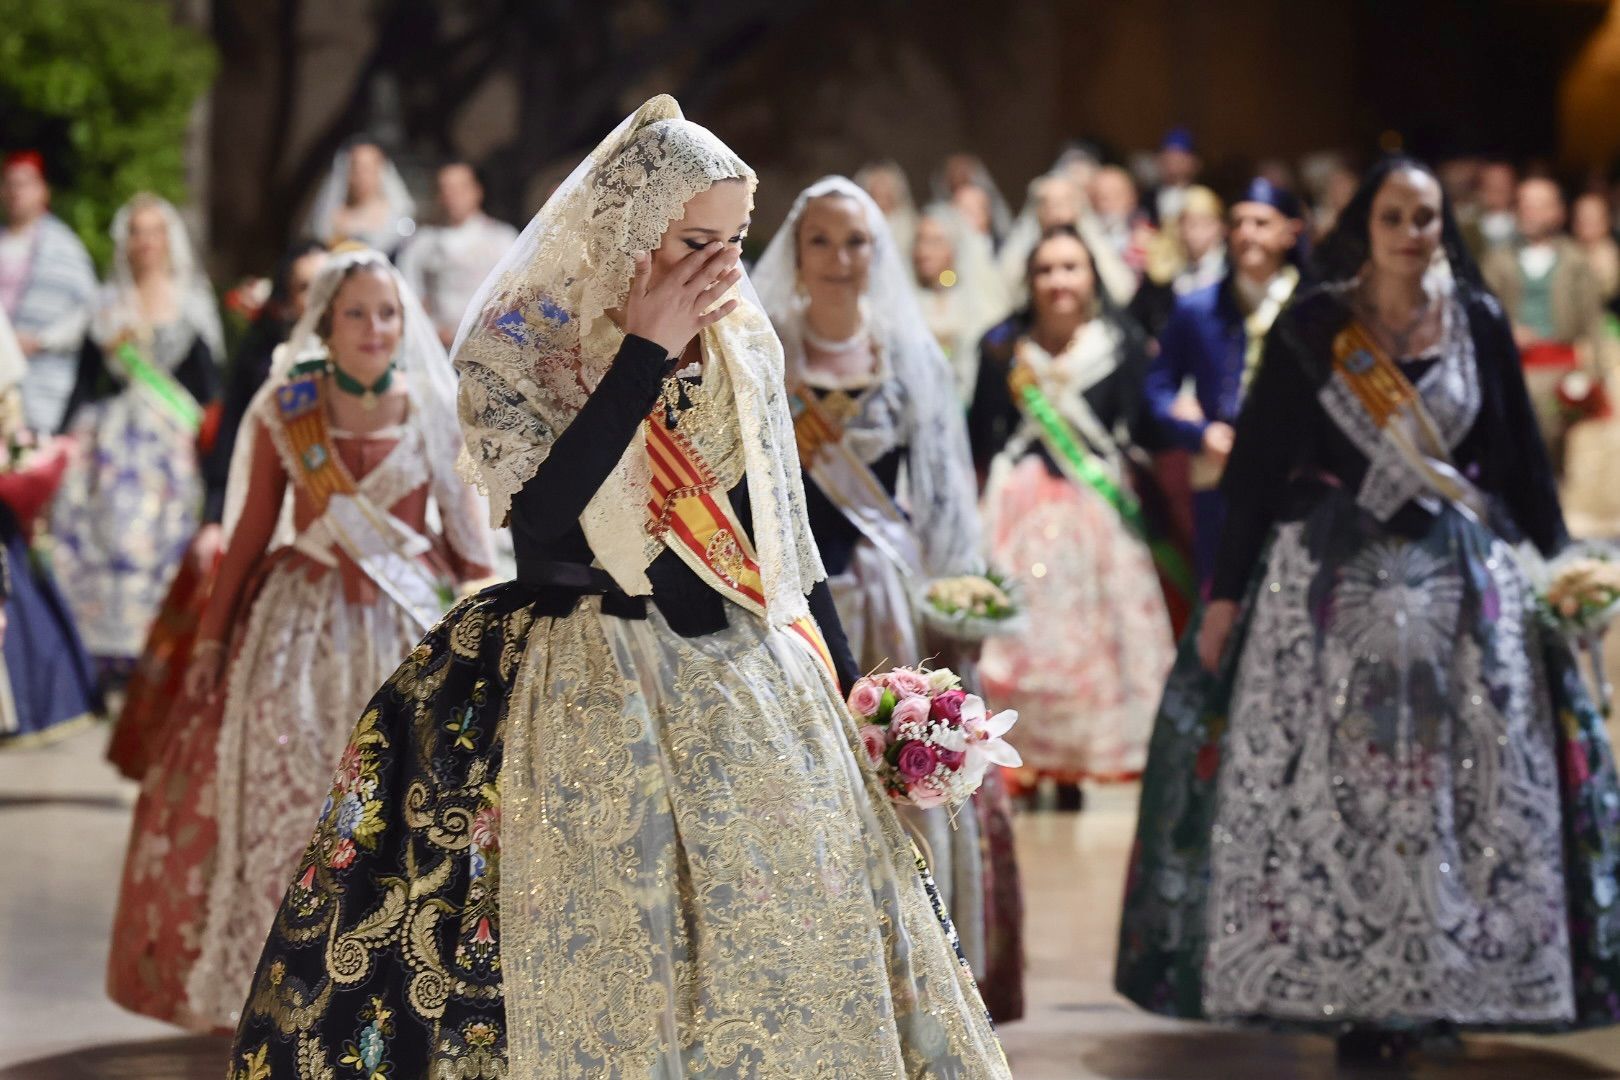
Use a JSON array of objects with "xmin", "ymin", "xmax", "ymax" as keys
[
  {"xmin": 1161, "ymin": 126, "xmax": 1196, "ymax": 154},
  {"xmin": 1234, "ymin": 176, "xmax": 1303, "ymax": 220}
]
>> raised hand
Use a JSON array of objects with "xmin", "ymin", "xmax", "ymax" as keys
[{"xmin": 621, "ymin": 242, "xmax": 742, "ymax": 357}]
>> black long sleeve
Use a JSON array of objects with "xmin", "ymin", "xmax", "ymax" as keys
[
  {"xmin": 1209, "ymin": 325, "xmax": 1318, "ymax": 601},
  {"xmin": 174, "ymin": 337, "xmax": 221, "ymax": 408},
  {"xmin": 507, "ymin": 334, "xmax": 669, "ymax": 550},
  {"xmin": 808, "ymin": 577, "xmax": 860, "ymax": 690},
  {"xmin": 56, "ymin": 337, "xmax": 106, "ymax": 434},
  {"xmin": 1469, "ymin": 297, "xmax": 1568, "ymax": 555},
  {"xmin": 966, "ymin": 322, "xmax": 1020, "ymax": 474}
]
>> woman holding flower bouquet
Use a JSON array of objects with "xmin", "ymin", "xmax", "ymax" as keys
[
  {"xmin": 1117, "ymin": 157, "xmax": 1620, "ymax": 1064},
  {"xmin": 224, "ymin": 98, "xmax": 1008, "ymax": 1078},
  {"xmin": 968, "ymin": 224, "xmax": 1176, "ymax": 800},
  {"xmin": 754, "ymin": 175, "xmax": 1024, "ymax": 1017},
  {"xmin": 107, "ymin": 247, "xmax": 493, "ymax": 1031}
]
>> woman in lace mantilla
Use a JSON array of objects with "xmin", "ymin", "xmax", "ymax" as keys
[
  {"xmin": 225, "ymin": 97, "xmax": 1009, "ymax": 1079},
  {"xmin": 754, "ymin": 175, "xmax": 1024, "ymax": 1020},
  {"xmin": 968, "ymin": 224, "xmax": 1176, "ymax": 798},
  {"xmin": 1116, "ymin": 157, "xmax": 1620, "ymax": 1061},
  {"xmin": 50, "ymin": 193, "xmax": 223, "ymax": 680},
  {"xmin": 106, "ymin": 248, "xmax": 493, "ymax": 1032}
]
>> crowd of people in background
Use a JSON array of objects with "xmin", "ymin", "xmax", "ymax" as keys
[{"xmin": 4, "ymin": 111, "xmax": 1620, "ymax": 1070}]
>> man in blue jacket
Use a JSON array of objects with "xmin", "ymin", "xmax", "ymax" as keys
[{"xmin": 1143, "ymin": 178, "xmax": 1304, "ymax": 591}]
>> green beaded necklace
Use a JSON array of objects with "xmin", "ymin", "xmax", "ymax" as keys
[{"xmin": 330, "ymin": 361, "xmax": 395, "ymax": 411}]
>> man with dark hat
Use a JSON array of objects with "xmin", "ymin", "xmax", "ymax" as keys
[
  {"xmin": 1147, "ymin": 126, "xmax": 1202, "ymax": 227},
  {"xmin": 0, "ymin": 151, "xmax": 96, "ymax": 433},
  {"xmin": 1142, "ymin": 177, "xmax": 1304, "ymax": 590}
]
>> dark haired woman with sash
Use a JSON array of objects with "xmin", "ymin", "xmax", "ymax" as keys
[
  {"xmin": 106, "ymin": 248, "xmax": 493, "ymax": 1031},
  {"xmin": 1117, "ymin": 158, "xmax": 1620, "ymax": 1062},
  {"xmin": 969, "ymin": 224, "xmax": 1178, "ymax": 804}
]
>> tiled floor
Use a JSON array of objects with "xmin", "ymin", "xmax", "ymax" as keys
[{"xmin": 2, "ymin": 727, "xmax": 1619, "ymax": 1079}]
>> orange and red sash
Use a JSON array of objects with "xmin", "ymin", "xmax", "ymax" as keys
[
  {"xmin": 275, "ymin": 366, "xmax": 358, "ymax": 512},
  {"xmin": 643, "ymin": 414, "xmax": 838, "ymax": 686}
]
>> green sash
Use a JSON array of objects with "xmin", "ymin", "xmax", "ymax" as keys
[
  {"xmin": 1008, "ymin": 361, "xmax": 1196, "ymax": 601},
  {"xmin": 113, "ymin": 341, "xmax": 202, "ymax": 434}
]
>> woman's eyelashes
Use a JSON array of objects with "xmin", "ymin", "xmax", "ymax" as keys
[{"xmin": 682, "ymin": 233, "xmax": 748, "ymax": 252}]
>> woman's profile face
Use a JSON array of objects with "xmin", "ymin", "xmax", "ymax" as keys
[
  {"xmin": 1366, "ymin": 166, "xmax": 1443, "ymax": 280},
  {"xmin": 796, "ymin": 194, "xmax": 873, "ymax": 308},
  {"xmin": 1028, "ymin": 233, "xmax": 1096, "ymax": 324},
  {"xmin": 649, "ymin": 178, "xmax": 750, "ymax": 289}
]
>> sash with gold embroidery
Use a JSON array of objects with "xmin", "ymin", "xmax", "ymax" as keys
[
  {"xmin": 644, "ymin": 413, "xmax": 839, "ymax": 686},
  {"xmin": 275, "ymin": 365, "xmax": 451, "ymax": 631},
  {"xmin": 790, "ymin": 385, "xmax": 925, "ymax": 579},
  {"xmin": 1331, "ymin": 321, "xmax": 1488, "ymax": 522},
  {"xmin": 275, "ymin": 364, "xmax": 359, "ymax": 511}
]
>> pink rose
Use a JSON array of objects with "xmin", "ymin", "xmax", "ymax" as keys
[
  {"xmin": 847, "ymin": 678, "xmax": 883, "ymax": 718},
  {"xmin": 936, "ymin": 748, "xmax": 966, "ymax": 771},
  {"xmin": 930, "ymin": 689, "xmax": 967, "ymax": 726},
  {"xmin": 890, "ymin": 695, "xmax": 932, "ymax": 732},
  {"xmin": 908, "ymin": 778, "xmax": 951, "ymax": 809},
  {"xmin": 896, "ymin": 740, "xmax": 939, "ymax": 782},
  {"xmin": 885, "ymin": 668, "xmax": 932, "ymax": 697},
  {"xmin": 858, "ymin": 725, "xmax": 889, "ymax": 765}
]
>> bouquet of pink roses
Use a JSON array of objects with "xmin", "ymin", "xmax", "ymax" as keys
[{"xmin": 847, "ymin": 665, "xmax": 1020, "ymax": 810}]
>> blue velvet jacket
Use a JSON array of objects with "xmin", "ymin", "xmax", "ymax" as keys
[{"xmin": 1142, "ymin": 276, "xmax": 1249, "ymax": 453}]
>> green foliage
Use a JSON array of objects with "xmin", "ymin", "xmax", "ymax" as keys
[{"xmin": 0, "ymin": 0, "xmax": 216, "ymax": 270}]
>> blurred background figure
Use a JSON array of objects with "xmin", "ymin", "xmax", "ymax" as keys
[
  {"xmin": 0, "ymin": 306, "xmax": 98, "ymax": 748},
  {"xmin": 856, "ymin": 159, "xmax": 919, "ymax": 255},
  {"xmin": 305, "ymin": 140, "xmax": 416, "ymax": 257},
  {"xmin": 0, "ymin": 151, "xmax": 96, "ymax": 435},
  {"xmin": 50, "ymin": 194, "xmax": 222, "ymax": 689},
  {"xmin": 398, "ymin": 162, "xmax": 518, "ymax": 347},
  {"xmin": 1145, "ymin": 126, "xmax": 1201, "ymax": 226},
  {"xmin": 969, "ymin": 225, "xmax": 1174, "ymax": 810},
  {"xmin": 914, "ymin": 203, "xmax": 1010, "ymax": 401},
  {"xmin": 1573, "ymin": 190, "xmax": 1620, "ymax": 304},
  {"xmin": 1483, "ymin": 176, "xmax": 1607, "ymax": 471},
  {"xmin": 1468, "ymin": 159, "xmax": 1520, "ymax": 256}
]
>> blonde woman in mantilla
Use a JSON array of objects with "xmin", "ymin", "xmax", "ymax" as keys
[{"xmin": 227, "ymin": 96, "xmax": 1008, "ymax": 1078}]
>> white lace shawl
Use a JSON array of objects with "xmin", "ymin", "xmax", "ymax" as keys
[{"xmin": 451, "ymin": 95, "xmax": 824, "ymax": 626}]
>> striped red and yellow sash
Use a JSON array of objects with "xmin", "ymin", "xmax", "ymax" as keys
[{"xmin": 643, "ymin": 414, "xmax": 838, "ymax": 686}]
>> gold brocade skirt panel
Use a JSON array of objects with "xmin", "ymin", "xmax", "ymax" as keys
[{"xmin": 500, "ymin": 597, "xmax": 1009, "ymax": 1078}]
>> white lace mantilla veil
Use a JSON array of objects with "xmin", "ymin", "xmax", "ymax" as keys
[
  {"xmin": 98, "ymin": 193, "xmax": 225, "ymax": 358},
  {"xmin": 753, "ymin": 175, "xmax": 984, "ymax": 577},
  {"xmin": 220, "ymin": 247, "xmax": 493, "ymax": 569},
  {"xmin": 305, "ymin": 142, "xmax": 417, "ymax": 246},
  {"xmin": 450, "ymin": 94, "xmax": 824, "ymax": 627}
]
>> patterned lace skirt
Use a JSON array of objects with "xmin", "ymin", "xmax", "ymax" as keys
[
  {"xmin": 228, "ymin": 584, "xmax": 1009, "ymax": 1079},
  {"xmin": 979, "ymin": 454, "xmax": 1175, "ymax": 781},
  {"xmin": 108, "ymin": 548, "xmax": 439, "ymax": 1031},
  {"xmin": 1116, "ymin": 492, "xmax": 1620, "ymax": 1031}
]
